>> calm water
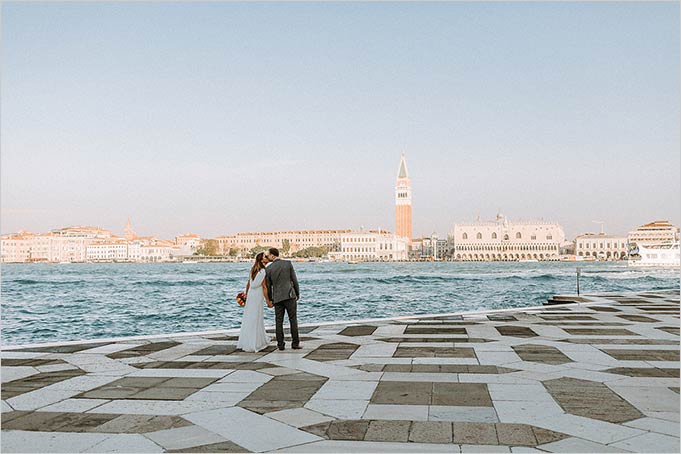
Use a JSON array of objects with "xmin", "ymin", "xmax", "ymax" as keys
[{"xmin": 1, "ymin": 261, "xmax": 678, "ymax": 346}]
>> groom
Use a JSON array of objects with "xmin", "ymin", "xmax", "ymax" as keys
[{"xmin": 264, "ymin": 247, "xmax": 301, "ymax": 350}]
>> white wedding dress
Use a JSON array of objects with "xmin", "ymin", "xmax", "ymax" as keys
[{"xmin": 237, "ymin": 268, "xmax": 271, "ymax": 352}]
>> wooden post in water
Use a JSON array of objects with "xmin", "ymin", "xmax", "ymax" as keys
[{"xmin": 576, "ymin": 267, "xmax": 581, "ymax": 296}]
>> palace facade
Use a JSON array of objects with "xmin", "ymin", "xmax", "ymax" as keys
[{"xmin": 448, "ymin": 214, "xmax": 566, "ymax": 261}]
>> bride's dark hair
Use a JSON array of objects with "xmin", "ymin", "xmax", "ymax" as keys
[{"xmin": 250, "ymin": 252, "xmax": 266, "ymax": 280}]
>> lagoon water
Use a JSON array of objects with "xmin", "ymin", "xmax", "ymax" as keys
[{"xmin": 1, "ymin": 261, "xmax": 678, "ymax": 346}]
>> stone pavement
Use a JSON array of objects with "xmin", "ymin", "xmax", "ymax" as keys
[{"xmin": 1, "ymin": 289, "xmax": 679, "ymax": 453}]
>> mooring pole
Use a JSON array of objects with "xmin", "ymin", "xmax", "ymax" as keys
[{"xmin": 576, "ymin": 267, "xmax": 581, "ymax": 296}]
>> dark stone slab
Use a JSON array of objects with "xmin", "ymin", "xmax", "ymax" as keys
[
  {"xmin": 168, "ymin": 441, "xmax": 251, "ymax": 453},
  {"xmin": 432, "ymin": 383, "xmax": 492, "ymax": 407},
  {"xmin": 1, "ymin": 369, "xmax": 86, "ymax": 399},
  {"xmin": 380, "ymin": 337, "xmax": 490, "ymax": 343},
  {"xmin": 558, "ymin": 338, "xmax": 679, "ymax": 345},
  {"xmin": 326, "ymin": 420, "xmax": 369, "ymax": 441},
  {"xmin": 539, "ymin": 315, "xmax": 596, "ymax": 320},
  {"xmin": 531, "ymin": 426, "xmax": 569, "ymax": 445},
  {"xmin": 0, "ymin": 358, "xmax": 68, "ymax": 367},
  {"xmin": 487, "ymin": 314, "xmax": 517, "ymax": 322},
  {"xmin": 304, "ymin": 343, "xmax": 359, "ymax": 362},
  {"xmin": 602, "ymin": 349, "xmax": 680, "ymax": 361},
  {"xmin": 452, "ymin": 422, "xmax": 498, "ymax": 445},
  {"xmin": 408, "ymin": 421, "xmax": 452, "ymax": 443},
  {"xmin": 1, "ymin": 411, "xmax": 120, "ymax": 432},
  {"xmin": 543, "ymin": 377, "xmax": 643, "ymax": 423},
  {"xmin": 95, "ymin": 414, "xmax": 192, "ymax": 433},
  {"xmin": 364, "ymin": 420, "xmax": 411, "ymax": 442},
  {"xmin": 588, "ymin": 306, "xmax": 621, "ymax": 312},
  {"xmin": 512, "ymin": 344, "xmax": 572, "ymax": 365},
  {"xmin": 77, "ymin": 376, "xmax": 217, "ymax": 400},
  {"xmin": 300, "ymin": 421, "xmax": 331, "ymax": 439},
  {"xmin": 370, "ymin": 381, "xmax": 432, "ymax": 405},
  {"xmin": 237, "ymin": 400, "xmax": 303, "ymax": 414},
  {"xmin": 339, "ymin": 325, "xmax": 378, "ymax": 337},
  {"xmin": 12, "ymin": 342, "xmax": 110, "ymax": 354},
  {"xmin": 496, "ymin": 423, "xmax": 537, "ymax": 446},
  {"xmin": 404, "ymin": 326, "xmax": 467, "ymax": 335},
  {"xmin": 393, "ymin": 346, "xmax": 476, "ymax": 358},
  {"xmin": 107, "ymin": 341, "xmax": 182, "ymax": 359},
  {"xmin": 604, "ymin": 367, "xmax": 680, "ymax": 378},
  {"xmin": 656, "ymin": 326, "xmax": 680, "ymax": 336},
  {"xmin": 617, "ymin": 314, "xmax": 660, "ymax": 323},
  {"xmin": 192, "ymin": 345, "xmax": 239, "ymax": 356},
  {"xmin": 495, "ymin": 326, "xmax": 538, "ymax": 338}
]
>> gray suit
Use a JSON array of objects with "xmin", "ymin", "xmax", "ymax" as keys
[{"xmin": 265, "ymin": 259, "xmax": 300, "ymax": 348}]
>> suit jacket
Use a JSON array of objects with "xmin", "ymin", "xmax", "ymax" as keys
[{"xmin": 265, "ymin": 259, "xmax": 300, "ymax": 304}]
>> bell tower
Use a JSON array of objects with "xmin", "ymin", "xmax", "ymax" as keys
[{"xmin": 395, "ymin": 153, "xmax": 412, "ymax": 241}]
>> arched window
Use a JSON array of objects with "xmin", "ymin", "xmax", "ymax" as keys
[
  {"xmin": 492, "ymin": 232, "xmax": 497, "ymax": 240},
  {"xmin": 503, "ymin": 234, "xmax": 509, "ymax": 241},
  {"xmin": 547, "ymin": 235, "xmax": 553, "ymax": 240},
  {"xmin": 515, "ymin": 232, "xmax": 522, "ymax": 239},
  {"xmin": 476, "ymin": 233, "xmax": 482, "ymax": 240},
  {"xmin": 462, "ymin": 233, "xmax": 468, "ymax": 240}
]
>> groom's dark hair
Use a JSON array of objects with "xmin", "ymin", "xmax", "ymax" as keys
[{"xmin": 269, "ymin": 247, "xmax": 280, "ymax": 257}]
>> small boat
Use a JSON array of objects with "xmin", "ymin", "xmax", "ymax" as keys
[{"xmin": 347, "ymin": 260, "xmax": 359, "ymax": 264}]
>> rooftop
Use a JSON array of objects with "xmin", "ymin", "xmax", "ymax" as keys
[{"xmin": 1, "ymin": 290, "xmax": 679, "ymax": 453}]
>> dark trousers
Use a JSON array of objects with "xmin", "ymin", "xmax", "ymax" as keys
[{"xmin": 274, "ymin": 298, "xmax": 300, "ymax": 348}]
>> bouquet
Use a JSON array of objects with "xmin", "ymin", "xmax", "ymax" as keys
[{"xmin": 236, "ymin": 292, "xmax": 246, "ymax": 307}]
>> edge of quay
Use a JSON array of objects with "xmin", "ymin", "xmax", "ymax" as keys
[{"xmin": 2, "ymin": 288, "xmax": 677, "ymax": 351}]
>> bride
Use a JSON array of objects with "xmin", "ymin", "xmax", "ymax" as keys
[{"xmin": 237, "ymin": 252, "xmax": 273, "ymax": 352}]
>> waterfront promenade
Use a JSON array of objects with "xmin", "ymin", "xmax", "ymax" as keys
[{"xmin": 1, "ymin": 289, "xmax": 679, "ymax": 453}]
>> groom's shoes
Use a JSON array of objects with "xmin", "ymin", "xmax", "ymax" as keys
[
  {"xmin": 278, "ymin": 346, "xmax": 285, "ymax": 351},
  {"xmin": 292, "ymin": 345, "xmax": 303, "ymax": 350}
]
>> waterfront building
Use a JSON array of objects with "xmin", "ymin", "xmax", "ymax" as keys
[
  {"xmin": 86, "ymin": 238, "xmax": 130, "ymax": 262},
  {"xmin": 215, "ymin": 229, "xmax": 350, "ymax": 255},
  {"xmin": 175, "ymin": 233, "xmax": 202, "ymax": 255},
  {"xmin": 328, "ymin": 230, "xmax": 409, "ymax": 262},
  {"xmin": 395, "ymin": 153, "xmax": 412, "ymax": 242},
  {"xmin": 628, "ymin": 220, "xmax": 679, "ymax": 247},
  {"xmin": 448, "ymin": 213, "xmax": 565, "ymax": 261},
  {"xmin": 0, "ymin": 232, "xmax": 33, "ymax": 263},
  {"xmin": 575, "ymin": 233, "xmax": 628, "ymax": 260},
  {"xmin": 414, "ymin": 234, "xmax": 448, "ymax": 260}
]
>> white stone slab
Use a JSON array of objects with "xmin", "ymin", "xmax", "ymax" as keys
[
  {"xmin": 217, "ymin": 370, "xmax": 272, "ymax": 383},
  {"xmin": 644, "ymin": 411, "xmax": 680, "ymax": 422},
  {"xmin": 6, "ymin": 388, "xmax": 80, "ymax": 411},
  {"xmin": 40, "ymin": 398, "xmax": 110, "ymax": 413},
  {"xmin": 35, "ymin": 363, "xmax": 80, "ymax": 373},
  {"xmin": 0, "ymin": 430, "xmax": 109, "ymax": 453},
  {"xmin": 266, "ymin": 407, "xmax": 335, "ymax": 428},
  {"xmin": 475, "ymin": 351, "xmax": 521, "ymax": 365},
  {"xmin": 183, "ymin": 391, "xmax": 250, "ymax": 405},
  {"xmin": 428, "ymin": 406, "xmax": 498, "ymax": 423},
  {"xmin": 305, "ymin": 399, "xmax": 369, "ymax": 420},
  {"xmin": 412, "ymin": 358, "xmax": 479, "ymax": 365},
  {"xmin": 90, "ymin": 399, "xmax": 228, "ymax": 415},
  {"xmin": 352, "ymin": 343, "xmax": 398, "ymax": 358},
  {"xmin": 1, "ymin": 366, "xmax": 39, "ymax": 383},
  {"xmin": 488, "ymin": 384, "xmax": 556, "ymax": 402},
  {"xmin": 624, "ymin": 417, "xmax": 681, "ymax": 437},
  {"xmin": 493, "ymin": 400, "xmax": 564, "ymax": 423},
  {"xmin": 460, "ymin": 445, "xmax": 510, "ymax": 453},
  {"xmin": 45, "ymin": 374, "xmax": 120, "ymax": 391},
  {"xmin": 609, "ymin": 431, "xmax": 680, "ymax": 453},
  {"xmin": 271, "ymin": 357, "xmax": 382, "ymax": 381},
  {"xmin": 84, "ymin": 434, "xmax": 165, "ymax": 453},
  {"xmin": 531, "ymin": 413, "xmax": 645, "ymax": 445},
  {"xmin": 200, "ymin": 381, "xmax": 263, "ymax": 393},
  {"xmin": 312, "ymin": 380, "xmax": 379, "ymax": 400},
  {"xmin": 183, "ymin": 406, "xmax": 322, "ymax": 452},
  {"xmin": 78, "ymin": 343, "xmax": 143, "ymax": 355},
  {"xmin": 363, "ymin": 404, "xmax": 429, "ymax": 421},
  {"xmin": 1, "ymin": 352, "xmax": 49, "ymax": 359},
  {"xmin": 608, "ymin": 385, "xmax": 680, "ymax": 413},
  {"xmin": 2, "ymin": 400, "xmax": 14, "ymax": 413},
  {"xmin": 274, "ymin": 440, "xmax": 460, "ymax": 452},
  {"xmin": 144, "ymin": 425, "xmax": 227, "ymax": 450},
  {"xmin": 537, "ymin": 437, "xmax": 625, "ymax": 453},
  {"xmin": 259, "ymin": 366, "xmax": 302, "ymax": 376}
]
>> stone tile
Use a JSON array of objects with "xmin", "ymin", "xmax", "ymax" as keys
[
  {"xmin": 602, "ymin": 349, "xmax": 679, "ymax": 362},
  {"xmin": 91, "ymin": 399, "xmax": 228, "ymax": 416},
  {"xmin": 183, "ymin": 406, "xmax": 322, "ymax": 452},
  {"xmin": 409, "ymin": 421, "xmax": 452, "ymax": 443},
  {"xmin": 394, "ymin": 347, "xmax": 476, "ymax": 358},
  {"xmin": 429, "ymin": 406, "xmax": 499, "ymax": 423},
  {"xmin": 452, "ymin": 422, "xmax": 498, "ymax": 444},
  {"xmin": 6, "ymin": 388, "xmax": 80, "ymax": 411},
  {"xmin": 339, "ymin": 325, "xmax": 378, "ymax": 337},
  {"xmin": 84, "ymin": 433, "xmax": 165, "ymax": 452},
  {"xmin": 167, "ymin": 440, "xmax": 249, "ymax": 453},
  {"xmin": 609, "ymin": 431, "xmax": 680, "ymax": 453},
  {"xmin": 40, "ymin": 398, "xmax": 109, "ymax": 413},
  {"xmin": 363, "ymin": 404, "xmax": 429, "ymax": 421},
  {"xmin": 94, "ymin": 414, "xmax": 192, "ymax": 433},
  {"xmin": 217, "ymin": 370, "xmax": 271, "ymax": 383},
  {"xmin": 495, "ymin": 423, "xmax": 537, "ymax": 446},
  {"xmin": 128, "ymin": 368, "xmax": 231, "ymax": 378},
  {"xmin": 511, "ymin": 345, "xmax": 572, "ymax": 365},
  {"xmin": 313, "ymin": 380, "xmax": 378, "ymax": 400},
  {"xmin": 608, "ymin": 385, "xmax": 680, "ymax": 413},
  {"xmin": 623, "ymin": 416, "xmax": 680, "ymax": 437},
  {"xmin": 488, "ymin": 384, "xmax": 555, "ymax": 402},
  {"xmin": 273, "ymin": 439, "xmax": 460, "ymax": 452},
  {"xmin": 495, "ymin": 326, "xmax": 538, "ymax": 338},
  {"xmin": 364, "ymin": 420, "xmax": 411, "ymax": 442},
  {"xmin": 183, "ymin": 391, "xmax": 249, "ymax": 405},
  {"xmin": 259, "ymin": 367, "xmax": 302, "ymax": 376},
  {"xmin": 432, "ymin": 383, "xmax": 492, "ymax": 406},
  {"xmin": 537, "ymin": 437, "xmax": 625, "ymax": 453},
  {"xmin": 370, "ymin": 381, "xmax": 431, "ymax": 405},
  {"xmin": 305, "ymin": 399, "xmax": 369, "ymax": 420},
  {"xmin": 266, "ymin": 407, "xmax": 334, "ymax": 428},
  {"xmin": 1, "ymin": 366, "xmax": 41, "ymax": 383},
  {"xmin": 0, "ymin": 430, "xmax": 109, "ymax": 453},
  {"xmin": 145, "ymin": 424, "xmax": 227, "ymax": 450},
  {"xmin": 460, "ymin": 445, "xmax": 510, "ymax": 453},
  {"xmin": 326, "ymin": 419, "xmax": 370, "ymax": 440}
]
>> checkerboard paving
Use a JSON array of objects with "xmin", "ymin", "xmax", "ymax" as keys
[{"xmin": 2, "ymin": 289, "xmax": 679, "ymax": 452}]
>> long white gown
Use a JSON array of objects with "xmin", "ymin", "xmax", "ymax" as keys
[{"xmin": 237, "ymin": 268, "xmax": 271, "ymax": 352}]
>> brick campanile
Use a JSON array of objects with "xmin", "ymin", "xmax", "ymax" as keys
[{"xmin": 395, "ymin": 153, "xmax": 412, "ymax": 242}]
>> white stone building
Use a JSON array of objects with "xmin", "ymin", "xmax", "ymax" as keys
[
  {"xmin": 175, "ymin": 234, "xmax": 202, "ymax": 255},
  {"xmin": 628, "ymin": 220, "xmax": 679, "ymax": 247},
  {"xmin": 329, "ymin": 231, "xmax": 409, "ymax": 262},
  {"xmin": 215, "ymin": 230, "xmax": 350, "ymax": 255},
  {"xmin": 575, "ymin": 233, "xmax": 628, "ymax": 260},
  {"xmin": 449, "ymin": 214, "xmax": 565, "ymax": 261}
]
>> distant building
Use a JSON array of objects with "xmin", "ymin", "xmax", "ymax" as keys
[
  {"xmin": 214, "ymin": 230, "xmax": 350, "ymax": 255},
  {"xmin": 448, "ymin": 213, "xmax": 565, "ymax": 261},
  {"xmin": 395, "ymin": 153, "xmax": 412, "ymax": 242},
  {"xmin": 328, "ymin": 230, "xmax": 409, "ymax": 262},
  {"xmin": 175, "ymin": 233, "xmax": 202, "ymax": 255},
  {"xmin": 628, "ymin": 220, "xmax": 679, "ymax": 247},
  {"xmin": 575, "ymin": 233, "xmax": 627, "ymax": 260},
  {"xmin": 414, "ymin": 234, "xmax": 448, "ymax": 260}
]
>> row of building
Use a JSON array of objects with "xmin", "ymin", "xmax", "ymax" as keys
[{"xmin": 2, "ymin": 218, "xmax": 677, "ymax": 263}]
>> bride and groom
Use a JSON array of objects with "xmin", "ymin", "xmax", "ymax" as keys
[{"xmin": 237, "ymin": 247, "xmax": 301, "ymax": 352}]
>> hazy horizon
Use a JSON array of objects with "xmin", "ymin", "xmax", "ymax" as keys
[{"xmin": 2, "ymin": 2, "xmax": 679, "ymax": 240}]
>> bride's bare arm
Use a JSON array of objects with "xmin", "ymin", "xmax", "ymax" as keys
[{"xmin": 262, "ymin": 279, "xmax": 273, "ymax": 307}]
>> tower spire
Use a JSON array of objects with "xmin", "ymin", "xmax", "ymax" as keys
[{"xmin": 398, "ymin": 151, "xmax": 409, "ymax": 179}]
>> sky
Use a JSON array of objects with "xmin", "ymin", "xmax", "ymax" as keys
[{"xmin": 1, "ymin": 1, "xmax": 679, "ymax": 240}]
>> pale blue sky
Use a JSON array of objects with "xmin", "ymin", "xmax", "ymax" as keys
[{"xmin": 2, "ymin": 2, "xmax": 679, "ymax": 239}]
